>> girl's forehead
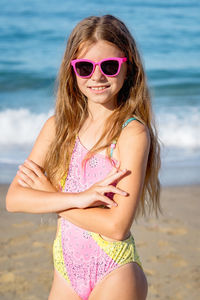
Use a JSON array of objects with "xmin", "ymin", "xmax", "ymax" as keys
[
  {"xmin": 76, "ymin": 40, "xmax": 124, "ymax": 59},
  {"xmin": 76, "ymin": 41, "xmax": 94, "ymax": 57}
]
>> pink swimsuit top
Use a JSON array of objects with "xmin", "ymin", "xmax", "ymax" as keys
[
  {"xmin": 62, "ymin": 135, "xmax": 117, "ymax": 194},
  {"xmin": 61, "ymin": 117, "xmax": 138, "ymax": 193}
]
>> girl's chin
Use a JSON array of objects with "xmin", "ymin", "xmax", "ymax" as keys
[{"xmin": 87, "ymin": 96, "xmax": 116, "ymax": 107}]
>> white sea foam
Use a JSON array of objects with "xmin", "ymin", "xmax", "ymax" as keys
[
  {"xmin": 0, "ymin": 107, "xmax": 199, "ymax": 148},
  {"xmin": 0, "ymin": 107, "xmax": 199, "ymax": 166},
  {"xmin": 0, "ymin": 108, "xmax": 53, "ymax": 145},
  {"xmin": 156, "ymin": 106, "xmax": 200, "ymax": 149},
  {"xmin": 0, "ymin": 107, "xmax": 200, "ymax": 185}
]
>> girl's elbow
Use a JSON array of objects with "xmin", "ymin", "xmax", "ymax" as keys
[
  {"xmin": 6, "ymin": 205, "xmax": 16, "ymax": 213},
  {"xmin": 6, "ymin": 187, "xmax": 20, "ymax": 212},
  {"xmin": 6, "ymin": 193, "xmax": 17, "ymax": 212},
  {"xmin": 6, "ymin": 196, "xmax": 15, "ymax": 212},
  {"xmin": 111, "ymin": 222, "xmax": 126, "ymax": 241},
  {"xmin": 112, "ymin": 220, "xmax": 131, "ymax": 241}
]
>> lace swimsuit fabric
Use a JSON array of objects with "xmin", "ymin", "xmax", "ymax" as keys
[{"xmin": 53, "ymin": 118, "xmax": 143, "ymax": 300}]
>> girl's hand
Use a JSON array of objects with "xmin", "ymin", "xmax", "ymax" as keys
[
  {"xmin": 17, "ymin": 159, "xmax": 57, "ymax": 192},
  {"xmin": 76, "ymin": 168, "xmax": 129, "ymax": 209}
]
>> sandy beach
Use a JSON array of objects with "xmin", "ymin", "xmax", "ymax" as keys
[{"xmin": 0, "ymin": 184, "xmax": 199, "ymax": 300}]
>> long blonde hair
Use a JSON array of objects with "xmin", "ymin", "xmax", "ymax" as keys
[{"xmin": 44, "ymin": 15, "xmax": 162, "ymax": 218}]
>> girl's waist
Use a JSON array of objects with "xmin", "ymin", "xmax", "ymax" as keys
[{"xmin": 57, "ymin": 217, "xmax": 133, "ymax": 244}]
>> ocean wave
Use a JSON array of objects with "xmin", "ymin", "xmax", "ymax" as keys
[
  {"xmin": 0, "ymin": 107, "xmax": 199, "ymax": 150},
  {"xmin": 157, "ymin": 107, "xmax": 200, "ymax": 149},
  {"xmin": 0, "ymin": 108, "xmax": 53, "ymax": 145},
  {"xmin": 0, "ymin": 70, "xmax": 55, "ymax": 92}
]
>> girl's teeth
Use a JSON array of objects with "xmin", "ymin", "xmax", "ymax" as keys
[{"xmin": 91, "ymin": 87, "xmax": 106, "ymax": 90}]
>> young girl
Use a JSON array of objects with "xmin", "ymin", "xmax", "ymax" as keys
[{"xmin": 6, "ymin": 15, "xmax": 161, "ymax": 300}]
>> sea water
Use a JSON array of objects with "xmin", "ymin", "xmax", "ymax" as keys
[{"xmin": 0, "ymin": 0, "xmax": 200, "ymax": 185}]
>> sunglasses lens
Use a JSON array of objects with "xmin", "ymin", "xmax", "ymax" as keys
[
  {"xmin": 75, "ymin": 61, "xmax": 93, "ymax": 77},
  {"xmin": 101, "ymin": 60, "xmax": 119, "ymax": 76}
]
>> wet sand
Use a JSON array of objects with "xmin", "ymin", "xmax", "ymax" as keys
[{"xmin": 0, "ymin": 184, "xmax": 199, "ymax": 300}]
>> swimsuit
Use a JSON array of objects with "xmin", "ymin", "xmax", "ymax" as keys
[{"xmin": 53, "ymin": 117, "xmax": 143, "ymax": 300}]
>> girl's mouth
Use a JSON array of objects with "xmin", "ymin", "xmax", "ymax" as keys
[
  {"xmin": 88, "ymin": 85, "xmax": 110, "ymax": 92},
  {"xmin": 91, "ymin": 86, "xmax": 106, "ymax": 90}
]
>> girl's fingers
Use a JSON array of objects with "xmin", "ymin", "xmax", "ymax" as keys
[
  {"xmin": 108, "ymin": 167, "xmax": 119, "ymax": 175},
  {"xmin": 17, "ymin": 178, "xmax": 30, "ymax": 188},
  {"xmin": 18, "ymin": 165, "xmax": 37, "ymax": 181},
  {"xmin": 97, "ymin": 168, "xmax": 117, "ymax": 186},
  {"xmin": 102, "ymin": 167, "xmax": 119, "ymax": 179},
  {"xmin": 100, "ymin": 185, "xmax": 128, "ymax": 196},
  {"xmin": 96, "ymin": 193, "xmax": 118, "ymax": 207},
  {"xmin": 102, "ymin": 168, "xmax": 128, "ymax": 186},
  {"xmin": 24, "ymin": 159, "xmax": 44, "ymax": 177},
  {"xmin": 17, "ymin": 170, "xmax": 34, "ymax": 186}
]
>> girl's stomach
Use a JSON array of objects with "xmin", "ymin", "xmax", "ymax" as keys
[{"xmin": 56, "ymin": 216, "xmax": 131, "ymax": 243}]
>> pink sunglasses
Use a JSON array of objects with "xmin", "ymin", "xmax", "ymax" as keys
[{"xmin": 71, "ymin": 57, "xmax": 127, "ymax": 78}]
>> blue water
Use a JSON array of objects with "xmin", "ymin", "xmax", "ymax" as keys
[{"xmin": 0, "ymin": 0, "xmax": 200, "ymax": 185}]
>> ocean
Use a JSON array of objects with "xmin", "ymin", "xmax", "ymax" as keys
[{"xmin": 0, "ymin": 0, "xmax": 200, "ymax": 185}]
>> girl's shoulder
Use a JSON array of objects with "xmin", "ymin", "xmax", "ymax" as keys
[
  {"xmin": 116, "ymin": 118, "xmax": 150, "ymax": 156},
  {"xmin": 26, "ymin": 115, "xmax": 56, "ymax": 167},
  {"xmin": 43, "ymin": 115, "xmax": 56, "ymax": 133},
  {"xmin": 121, "ymin": 117, "xmax": 149, "ymax": 140},
  {"xmin": 38, "ymin": 115, "xmax": 56, "ymax": 143}
]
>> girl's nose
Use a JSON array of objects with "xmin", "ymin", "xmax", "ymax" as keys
[{"xmin": 91, "ymin": 65, "xmax": 105, "ymax": 81}]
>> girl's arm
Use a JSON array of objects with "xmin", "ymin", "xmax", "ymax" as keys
[
  {"xmin": 6, "ymin": 116, "xmax": 78, "ymax": 213},
  {"xmin": 6, "ymin": 186, "xmax": 79, "ymax": 214},
  {"xmin": 59, "ymin": 121, "xmax": 150, "ymax": 240},
  {"xmin": 6, "ymin": 116, "xmax": 124, "ymax": 213}
]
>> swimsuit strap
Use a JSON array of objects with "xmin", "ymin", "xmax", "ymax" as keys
[
  {"xmin": 122, "ymin": 117, "xmax": 137, "ymax": 129},
  {"xmin": 110, "ymin": 117, "xmax": 138, "ymax": 157}
]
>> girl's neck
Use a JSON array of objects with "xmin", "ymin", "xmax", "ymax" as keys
[
  {"xmin": 87, "ymin": 98, "xmax": 116, "ymax": 122},
  {"xmin": 78, "ymin": 102, "xmax": 116, "ymax": 148},
  {"xmin": 78, "ymin": 113, "xmax": 110, "ymax": 149}
]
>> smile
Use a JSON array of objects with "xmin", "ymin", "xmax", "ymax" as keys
[
  {"xmin": 91, "ymin": 87, "xmax": 106, "ymax": 90},
  {"xmin": 88, "ymin": 85, "xmax": 110, "ymax": 91}
]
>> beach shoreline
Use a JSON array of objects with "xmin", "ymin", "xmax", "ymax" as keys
[{"xmin": 0, "ymin": 184, "xmax": 199, "ymax": 299}]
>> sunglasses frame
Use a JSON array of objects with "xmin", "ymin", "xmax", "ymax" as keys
[{"xmin": 71, "ymin": 57, "xmax": 127, "ymax": 78}]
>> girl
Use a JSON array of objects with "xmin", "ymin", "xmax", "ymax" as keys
[{"xmin": 6, "ymin": 15, "xmax": 161, "ymax": 300}]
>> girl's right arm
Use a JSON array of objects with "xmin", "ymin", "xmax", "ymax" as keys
[
  {"xmin": 6, "ymin": 186, "xmax": 81, "ymax": 214},
  {"xmin": 6, "ymin": 116, "xmax": 76, "ymax": 213},
  {"xmin": 6, "ymin": 116, "xmax": 126, "ymax": 213},
  {"xmin": 6, "ymin": 167, "xmax": 127, "ymax": 213}
]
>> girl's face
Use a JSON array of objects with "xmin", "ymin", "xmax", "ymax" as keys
[{"xmin": 74, "ymin": 40, "xmax": 127, "ymax": 110}]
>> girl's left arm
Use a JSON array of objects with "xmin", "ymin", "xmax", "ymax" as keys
[{"xmin": 59, "ymin": 121, "xmax": 150, "ymax": 240}]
